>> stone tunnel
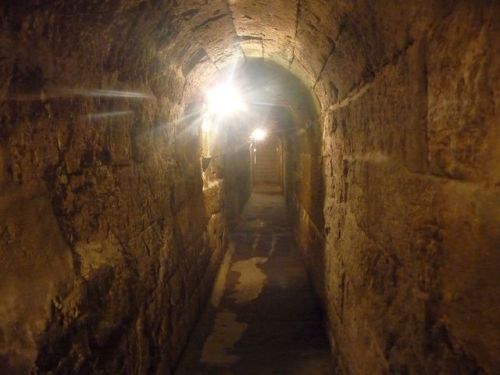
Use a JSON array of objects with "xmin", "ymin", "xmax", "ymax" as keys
[{"xmin": 0, "ymin": 0, "xmax": 499, "ymax": 374}]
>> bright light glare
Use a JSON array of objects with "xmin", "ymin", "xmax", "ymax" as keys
[
  {"xmin": 202, "ymin": 116, "xmax": 211, "ymax": 132},
  {"xmin": 205, "ymin": 83, "xmax": 246, "ymax": 116},
  {"xmin": 250, "ymin": 128, "xmax": 268, "ymax": 142}
]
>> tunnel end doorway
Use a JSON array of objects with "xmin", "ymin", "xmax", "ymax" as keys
[{"xmin": 251, "ymin": 134, "xmax": 283, "ymax": 194}]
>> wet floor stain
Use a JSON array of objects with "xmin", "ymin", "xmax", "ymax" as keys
[
  {"xmin": 201, "ymin": 310, "xmax": 248, "ymax": 366},
  {"xmin": 230, "ymin": 257, "xmax": 268, "ymax": 304}
]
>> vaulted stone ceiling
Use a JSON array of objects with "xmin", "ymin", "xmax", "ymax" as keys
[
  {"xmin": 155, "ymin": 0, "xmax": 432, "ymax": 107},
  {"xmin": 151, "ymin": 0, "xmax": 415, "ymax": 106},
  {"xmin": 1, "ymin": 0, "xmax": 452, "ymax": 109}
]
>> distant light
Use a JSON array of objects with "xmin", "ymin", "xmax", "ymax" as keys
[
  {"xmin": 202, "ymin": 115, "xmax": 211, "ymax": 132},
  {"xmin": 205, "ymin": 83, "xmax": 246, "ymax": 116},
  {"xmin": 250, "ymin": 128, "xmax": 268, "ymax": 142}
]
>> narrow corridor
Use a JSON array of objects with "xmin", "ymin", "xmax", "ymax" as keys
[
  {"xmin": 1, "ymin": 2, "xmax": 498, "ymax": 373},
  {"xmin": 176, "ymin": 193, "xmax": 332, "ymax": 374}
]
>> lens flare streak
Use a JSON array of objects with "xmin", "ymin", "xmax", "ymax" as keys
[
  {"xmin": 2, "ymin": 88, "xmax": 153, "ymax": 101},
  {"xmin": 83, "ymin": 110, "xmax": 133, "ymax": 120}
]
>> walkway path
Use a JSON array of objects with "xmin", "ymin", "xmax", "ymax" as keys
[{"xmin": 176, "ymin": 193, "xmax": 332, "ymax": 375}]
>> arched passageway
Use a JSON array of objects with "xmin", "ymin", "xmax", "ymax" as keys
[
  {"xmin": 173, "ymin": 60, "xmax": 329, "ymax": 373},
  {"xmin": 0, "ymin": 1, "xmax": 498, "ymax": 374}
]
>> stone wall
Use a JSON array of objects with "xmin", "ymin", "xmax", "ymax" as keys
[
  {"xmin": 0, "ymin": 2, "xmax": 227, "ymax": 373},
  {"xmin": 314, "ymin": 2, "xmax": 499, "ymax": 373},
  {"xmin": 285, "ymin": 116, "xmax": 326, "ymax": 302}
]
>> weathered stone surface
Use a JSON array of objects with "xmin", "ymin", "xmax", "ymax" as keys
[
  {"xmin": 0, "ymin": 1, "xmax": 228, "ymax": 373},
  {"xmin": 230, "ymin": 0, "xmax": 298, "ymax": 60},
  {"xmin": 317, "ymin": 2, "xmax": 499, "ymax": 373}
]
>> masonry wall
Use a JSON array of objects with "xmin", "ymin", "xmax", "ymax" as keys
[
  {"xmin": 309, "ymin": 2, "xmax": 499, "ymax": 373},
  {"xmin": 0, "ymin": 3, "xmax": 227, "ymax": 373},
  {"xmin": 285, "ymin": 115, "xmax": 326, "ymax": 302}
]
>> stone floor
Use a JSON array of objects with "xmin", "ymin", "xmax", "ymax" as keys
[{"xmin": 176, "ymin": 193, "xmax": 333, "ymax": 375}]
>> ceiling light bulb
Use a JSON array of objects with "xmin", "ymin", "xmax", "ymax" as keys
[
  {"xmin": 250, "ymin": 128, "xmax": 267, "ymax": 142},
  {"xmin": 205, "ymin": 83, "xmax": 245, "ymax": 116}
]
